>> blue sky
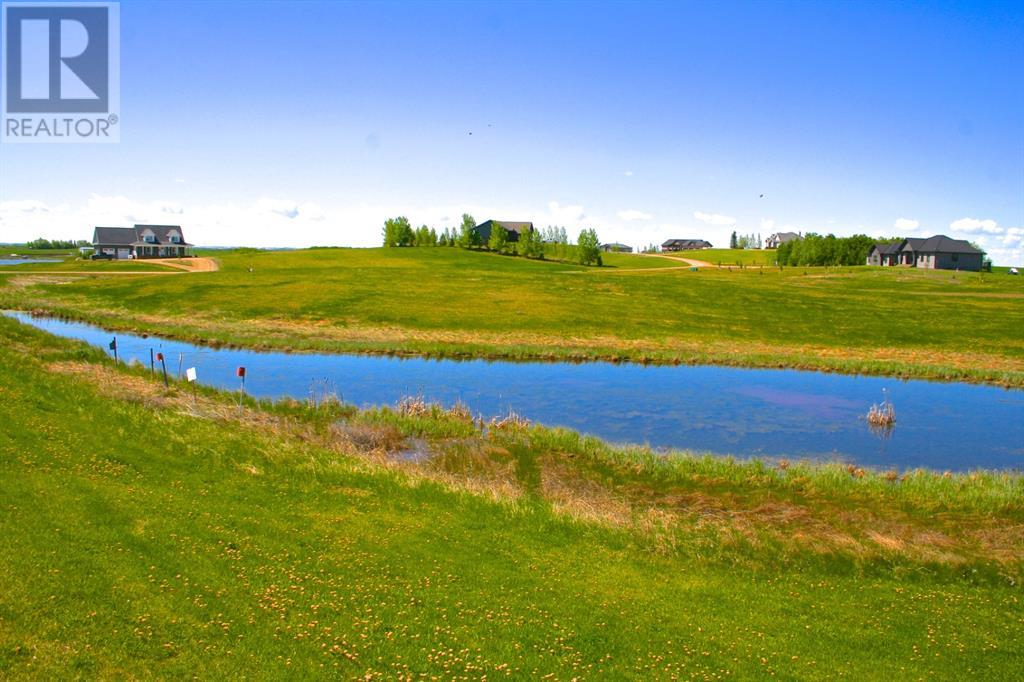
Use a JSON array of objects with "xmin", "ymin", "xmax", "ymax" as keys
[{"xmin": 1, "ymin": 0, "xmax": 1022, "ymax": 262}]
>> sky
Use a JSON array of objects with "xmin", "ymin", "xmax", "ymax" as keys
[{"xmin": 1, "ymin": 0, "xmax": 1022, "ymax": 263}]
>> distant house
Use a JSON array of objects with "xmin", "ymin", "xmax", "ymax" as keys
[
  {"xmin": 661, "ymin": 239, "xmax": 712, "ymax": 252},
  {"xmin": 764, "ymin": 232, "xmax": 800, "ymax": 249},
  {"xmin": 92, "ymin": 224, "xmax": 192, "ymax": 259},
  {"xmin": 472, "ymin": 220, "xmax": 534, "ymax": 244},
  {"xmin": 867, "ymin": 235, "xmax": 983, "ymax": 271},
  {"xmin": 600, "ymin": 242, "xmax": 633, "ymax": 253}
]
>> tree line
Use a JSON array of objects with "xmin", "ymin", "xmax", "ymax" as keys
[
  {"xmin": 24, "ymin": 238, "xmax": 89, "ymax": 249},
  {"xmin": 382, "ymin": 215, "xmax": 602, "ymax": 265},
  {"xmin": 729, "ymin": 232, "xmax": 763, "ymax": 249},
  {"xmin": 774, "ymin": 233, "xmax": 877, "ymax": 266}
]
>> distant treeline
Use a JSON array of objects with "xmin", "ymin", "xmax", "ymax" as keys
[
  {"xmin": 382, "ymin": 214, "xmax": 602, "ymax": 266},
  {"xmin": 25, "ymin": 238, "xmax": 89, "ymax": 249},
  {"xmin": 775, "ymin": 233, "xmax": 877, "ymax": 266}
]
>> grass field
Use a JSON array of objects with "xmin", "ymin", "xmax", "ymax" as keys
[
  {"xmin": 667, "ymin": 248, "xmax": 777, "ymax": 266},
  {"xmin": 1, "ymin": 314, "xmax": 1021, "ymax": 678},
  {"xmin": 2, "ymin": 246, "xmax": 1022, "ymax": 385}
]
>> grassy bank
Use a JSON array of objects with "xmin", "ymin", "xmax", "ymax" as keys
[
  {"xmin": 668, "ymin": 248, "xmax": 777, "ymax": 265},
  {"xmin": 1, "ymin": 247, "xmax": 1022, "ymax": 386},
  {"xmin": 1, "ymin": 314, "xmax": 1022, "ymax": 679}
]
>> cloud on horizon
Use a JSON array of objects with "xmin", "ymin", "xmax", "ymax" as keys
[
  {"xmin": 949, "ymin": 217, "xmax": 1001, "ymax": 234},
  {"xmin": 617, "ymin": 209, "xmax": 653, "ymax": 222},
  {"xmin": 694, "ymin": 211, "xmax": 736, "ymax": 226}
]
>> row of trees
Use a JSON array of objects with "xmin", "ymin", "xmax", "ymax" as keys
[
  {"xmin": 25, "ymin": 238, "xmax": 88, "ymax": 249},
  {"xmin": 382, "ymin": 215, "xmax": 602, "ymax": 265},
  {"xmin": 775, "ymin": 233, "xmax": 877, "ymax": 266},
  {"xmin": 729, "ymin": 232, "xmax": 762, "ymax": 249}
]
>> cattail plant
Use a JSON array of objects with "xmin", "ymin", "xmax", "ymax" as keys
[{"xmin": 866, "ymin": 388, "xmax": 896, "ymax": 427}]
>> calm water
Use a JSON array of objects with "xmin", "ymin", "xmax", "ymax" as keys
[
  {"xmin": 7, "ymin": 312, "xmax": 1023, "ymax": 472},
  {"xmin": 0, "ymin": 258, "xmax": 61, "ymax": 265}
]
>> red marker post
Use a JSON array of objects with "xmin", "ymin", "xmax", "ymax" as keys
[
  {"xmin": 156, "ymin": 352, "xmax": 168, "ymax": 387},
  {"xmin": 236, "ymin": 366, "xmax": 247, "ymax": 408}
]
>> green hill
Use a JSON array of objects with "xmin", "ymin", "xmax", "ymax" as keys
[
  {"xmin": 1, "ymin": 315, "xmax": 1021, "ymax": 678},
  {"xmin": 2, "ymin": 246, "xmax": 1022, "ymax": 385}
]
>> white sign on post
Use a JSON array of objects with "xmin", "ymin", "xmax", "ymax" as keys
[{"xmin": 185, "ymin": 367, "xmax": 197, "ymax": 382}]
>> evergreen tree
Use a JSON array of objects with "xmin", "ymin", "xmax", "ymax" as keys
[{"xmin": 730, "ymin": 231, "xmax": 738, "ymax": 249}]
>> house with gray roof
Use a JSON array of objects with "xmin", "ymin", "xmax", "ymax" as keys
[
  {"xmin": 661, "ymin": 239, "xmax": 712, "ymax": 251},
  {"xmin": 92, "ymin": 224, "xmax": 192, "ymax": 259},
  {"xmin": 472, "ymin": 220, "xmax": 534, "ymax": 244},
  {"xmin": 868, "ymin": 235, "xmax": 983, "ymax": 271},
  {"xmin": 764, "ymin": 232, "xmax": 799, "ymax": 249},
  {"xmin": 866, "ymin": 241, "xmax": 904, "ymax": 266},
  {"xmin": 600, "ymin": 242, "xmax": 633, "ymax": 253}
]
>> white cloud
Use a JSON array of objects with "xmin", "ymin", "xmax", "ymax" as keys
[
  {"xmin": 693, "ymin": 211, "xmax": 736, "ymax": 226},
  {"xmin": 255, "ymin": 198, "xmax": 300, "ymax": 219},
  {"xmin": 0, "ymin": 199, "xmax": 51, "ymax": 213},
  {"xmin": 942, "ymin": 219, "xmax": 1022, "ymax": 265},
  {"xmin": 894, "ymin": 218, "xmax": 919, "ymax": 231},
  {"xmin": 617, "ymin": 209, "xmax": 653, "ymax": 222},
  {"xmin": 949, "ymin": 217, "xmax": 1002, "ymax": 235},
  {"xmin": 544, "ymin": 200, "xmax": 586, "ymax": 225},
  {"xmin": 624, "ymin": 170, "xmax": 634, "ymax": 177},
  {"xmin": 760, "ymin": 218, "xmax": 775, "ymax": 231}
]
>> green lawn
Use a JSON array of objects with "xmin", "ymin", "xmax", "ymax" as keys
[
  {"xmin": 670, "ymin": 248, "xmax": 777, "ymax": 265},
  {"xmin": 2, "ymin": 246, "xmax": 1023, "ymax": 384},
  {"xmin": 1, "ymin": 315, "xmax": 1021, "ymax": 678}
]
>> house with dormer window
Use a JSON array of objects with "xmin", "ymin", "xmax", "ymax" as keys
[{"xmin": 92, "ymin": 224, "xmax": 193, "ymax": 259}]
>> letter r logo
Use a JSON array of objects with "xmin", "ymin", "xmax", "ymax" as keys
[{"xmin": 4, "ymin": 4, "xmax": 109, "ymax": 113}]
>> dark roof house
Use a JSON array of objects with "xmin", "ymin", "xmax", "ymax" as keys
[
  {"xmin": 866, "ymin": 241, "xmax": 903, "ymax": 266},
  {"xmin": 92, "ymin": 224, "xmax": 192, "ymax": 259},
  {"xmin": 472, "ymin": 220, "xmax": 534, "ymax": 244},
  {"xmin": 661, "ymin": 239, "xmax": 712, "ymax": 251},
  {"xmin": 868, "ymin": 235, "xmax": 983, "ymax": 271},
  {"xmin": 600, "ymin": 242, "xmax": 633, "ymax": 253}
]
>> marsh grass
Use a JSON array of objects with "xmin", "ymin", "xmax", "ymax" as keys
[{"xmin": 867, "ymin": 388, "xmax": 897, "ymax": 427}]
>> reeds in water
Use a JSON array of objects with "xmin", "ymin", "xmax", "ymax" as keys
[{"xmin": 866, "ymin": 389, "xmax": 896, "ymax": 427}]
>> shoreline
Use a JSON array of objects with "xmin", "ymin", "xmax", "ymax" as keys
[{"xmin": 7, "ymin": 306, "xmax": 1024, "ymax": 390}]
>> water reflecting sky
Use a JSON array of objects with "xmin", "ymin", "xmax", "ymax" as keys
[{"xmin": 8, "ymin": 312, "xmax": 1022, "ymax": 472}]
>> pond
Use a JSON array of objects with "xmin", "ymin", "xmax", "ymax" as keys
[
  {"xmin": 6, "ymin": 311, "xmax": 1023, "ymax": 472},
  {"xmin": 0, "ymin": 258, "xmax": 62, "ymax": 266}
]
